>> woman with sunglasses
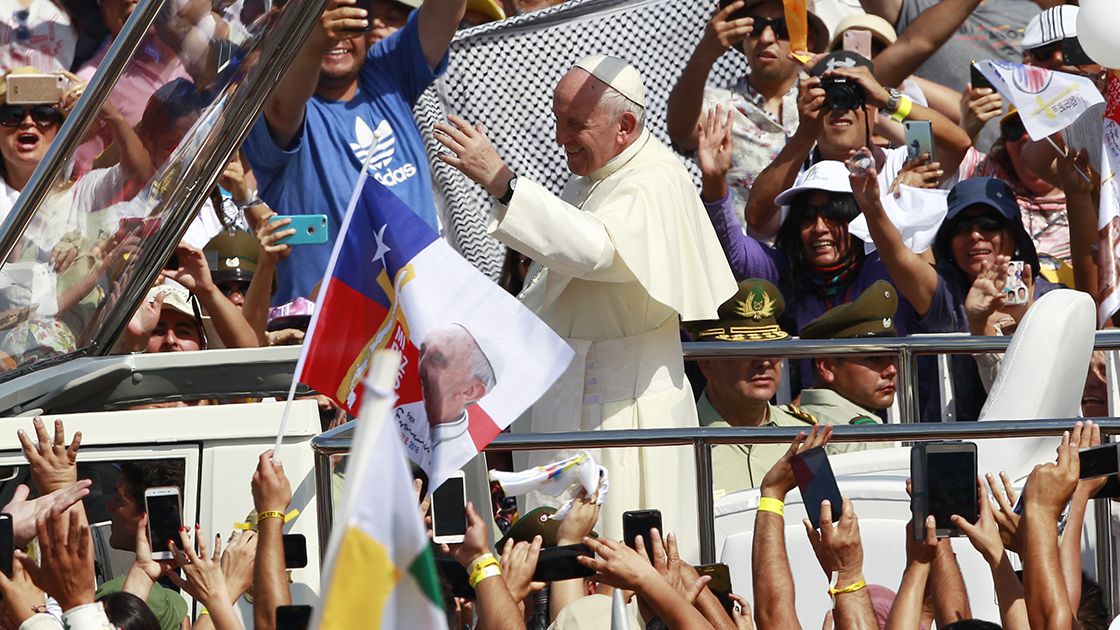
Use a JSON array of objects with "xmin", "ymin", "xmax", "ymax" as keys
[
  {"xmin": 0, "ymin": 80, "xmax": 66, "ymax": 223},
  {"xmin": 852, "ymin": 159, "xmax": 1058, "ymax": 421}
]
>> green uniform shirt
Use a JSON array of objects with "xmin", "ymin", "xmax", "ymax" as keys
[
  {"xmin": 697, "ymin": 390, "xmax": 816, "ymax": 500},
  {"xmin": 97, "ymin": 574, "xmax": 188, "ymax": 630},
  {"xmin": 796, "ymin": 388, "xmax": 888, "ymax": 454}
]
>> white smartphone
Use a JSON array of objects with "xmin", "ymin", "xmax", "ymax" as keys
[
  {"xmin": 430, "ymin": 471, "xmax": 467, "ymax": 545},
  {"xmin": 144, "ymin": 486, "xmax": 183, "ymax": 561}
]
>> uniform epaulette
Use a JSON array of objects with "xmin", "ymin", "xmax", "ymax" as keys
[
  {"xmin": 849, "ymin": 416, "xmax": 878, "ymax": 425},
  {"xmin": 783, "ymin": 404, "xmax": 817, "ymax": 425}
]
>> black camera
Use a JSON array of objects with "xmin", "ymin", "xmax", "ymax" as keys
[{"xmin": 820, "ymin": 77, "xmax": 865, "ymax": 111}]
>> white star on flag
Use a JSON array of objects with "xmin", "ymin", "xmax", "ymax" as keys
[{"xmin": 371, "ymin": 224, "xmax": 391, "ymax": 267}]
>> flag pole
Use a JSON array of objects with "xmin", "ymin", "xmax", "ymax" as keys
[
  {"xmin": 1044, "ymin": 135, "xmax": 1092, "ymax": 183},
  {"xmin": 271, "ymin": 147, "xmax": 383, "ymax": 462}
]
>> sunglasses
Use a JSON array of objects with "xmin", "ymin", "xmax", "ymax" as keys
[
  {"xmin": 0, "ymin": 105, "xmax": 63, "ymax": 128},
  {"xmin": 795, "ymin": 200, "xmax": 851, "ymax": 225},
  {"xmin": 1027, "ymin": 42, "xmax": 1061, "ymax": 64},
  {"xmin": 952, "ymin": 214, "xmax": 1005, "ymax": 236},
  {"xmin": 1000, "ymin": 118, "xmax": 1027, "ymax": 143},
  {"xmin": 218, "ymin": 281, "xmax": 251, "ymax": 297},
  {"xmin": 748, "ymin": 16, "xmax": 789, "ymax": 40}
]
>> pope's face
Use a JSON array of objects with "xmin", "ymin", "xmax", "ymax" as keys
[
  {"xmin": 418, "ymin": 327, "xmax": 488, "ymax": 426},
  {"xmin": 552, "ymin": 69, "xmax": 630, "ymax": 176}
]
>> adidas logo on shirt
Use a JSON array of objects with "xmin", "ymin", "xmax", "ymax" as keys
[{"xmin": 350, "ymin": 118, "xmax": 417, "ymax": 187}]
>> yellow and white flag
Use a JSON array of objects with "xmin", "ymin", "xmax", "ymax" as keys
[{"xmin": 313, "ymin": 350, "xmax": 445, "ymax": 629}]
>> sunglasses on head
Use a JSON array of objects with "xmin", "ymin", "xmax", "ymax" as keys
[
  {"xmin": 952, "ymin": 214, "xmax": 1005, "ymax": 236},
  {"xmin": 1000, "ymin": 118, "xmax": 1027, "ymax": 143},
  {"xmin": 0, "ymin": 104, "xmax": 63, "ymax": 128},
  {"xmin": 748, "ymin": 15, "xmax": 789, "ymax": 40}
]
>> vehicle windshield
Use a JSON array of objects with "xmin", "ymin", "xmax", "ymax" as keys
[{"xmin": 0, "ymin": 0, "xmax": 291, "ymax": 379}]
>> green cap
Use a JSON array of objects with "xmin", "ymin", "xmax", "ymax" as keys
[
  {"xmin": 799, "ymin": 280, "xmax": 898, "ymax": 339},
  {"xmin": 686, "ymin": 279, "xmax": 789, "ymax": 342},
  {"xmin": 494, "ymin": 506, "xmax": 598, "ymax": 552},
  {"xmin": 204, "ymin": 229, "xmax": 258, "ymax": 285}
]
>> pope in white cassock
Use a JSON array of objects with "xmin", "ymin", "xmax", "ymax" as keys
[{"xmin": 435, "ymin": 55, "xmax": 737, "ymax": 559}]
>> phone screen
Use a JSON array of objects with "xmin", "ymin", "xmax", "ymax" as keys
[
  {"xmin": 532, "ymin": 543, "xmax": 596, "ymax": 582},
  {"xmin": 145, "ymin": 492, "xmax": 182, "ymax": 554},
  {"xmin": 283, "ymin": 533, "xmax": 308, "ymax": 569},
  {"xmin": 0, "ymin": 514, "xmax": 12, "ymax": 577},
  {"xmin": 695, "ymin": 563, "xmax": 734, "ymax": 615},
  {"xmin": 970, "ymin": 62, "xmax": 994, "ymax": 91},
  {"xmin": 904, "ymin": 120, "xmax": 935, "ymax": 162},
  {"xmin": 432, "ymin": 477, "xmax": 467, "ymax": 537},
  {"xmin": 791, "ymin": 447, "xmax": 843, "ymax": 528},
  {"xmin": 1080, "ymin": 444, "xmax": 1120, "ymax": 479},
  {"xmin": 275, "ymin": 605, "xmax": 313, "ymax": 630},
  {"xmin": 623, "ymin": 510, "xmax": 662, "ymax": 559},
  {"xmin": 927, "ymin": 450, "xmax": 978, "ymax": 527}
]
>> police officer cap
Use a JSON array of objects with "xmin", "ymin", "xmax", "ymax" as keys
[
  {"xmin": 686, "ymin": 279, "xmax": 790, "ymax": 342},
  {"xmin": 799, "ymin": 280, "xmax": 898, "ymax": 339},
  {"xmin": 204, "ymin": 229, "xmax": 259, "ymax": 286}
]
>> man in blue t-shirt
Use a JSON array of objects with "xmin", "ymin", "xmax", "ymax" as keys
[{"xmin": 243, "ymin": 0, "xmax": 465, "ymax": 304}]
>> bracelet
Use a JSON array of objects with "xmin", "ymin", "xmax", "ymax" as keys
[
  {"xmin": 890, "ymin": 96, "xmax": 913, "ymax": 122},
  {"xmin": 828, "ymin": 579, "xmax": 867, "ymax": 597},
  {"xmin": 467, "ymin": 553, "xmax": 496, "ymax": 576},
  {"xmin": 469, "ymin": 562, "xmax": 502, "ymax": 589},
  {"xmin": 237, "ymin": 195, "xmax": 265, "ymax": 211},
  {"xmin": 257, "ymin": 510, "xmax": 286, "ymax": 522},
  {"xmin": 758, "ymin": 497, "xmax": 785, "ymax": 516},
  {"xmin": 199, "ymin": 607, "xmax": 209, "ymax": 616}
]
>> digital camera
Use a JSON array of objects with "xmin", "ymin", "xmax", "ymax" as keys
[{"xmin": 820, "ymin": 77, "xmax": 865, "ymax": 111}]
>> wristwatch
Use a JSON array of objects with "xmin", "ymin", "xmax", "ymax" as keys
[
  {"xmin": 497, "ymin": 175, "xmax": 518, "ymax": 205},
  {"xmin": 884, "ymin": 88, "xmax": 902, "ymax": 115}
]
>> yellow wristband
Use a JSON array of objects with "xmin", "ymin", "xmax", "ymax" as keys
[
  {"xmin": 758, "ymin": 497, "xmax": 784, "ymax": 516},
  {"xmin": 257, "ymin": 510, "xmax": 286, "ymax": 522},
  {"xmin": 469, "ymin": 563, "xmax": 501, "ymax": 589},
  {"xmin": 467, "ymin": 553, "xmax": 497, "ymax": 576},
  {"xmin": 829, "ymin": 579, "xmax": 867, "ymax": 597},
  {"xmin": 890, "ymin": 96, "xmax": 913, "ymax": 122},
  {"xmin": 198, "ymin": 608, "xmax": 209, "ymax": 616}
]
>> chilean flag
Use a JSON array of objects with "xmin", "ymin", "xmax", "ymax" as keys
[{"xmin": 296, "ymin": 172, "xmax": 572, "ymax": 488}]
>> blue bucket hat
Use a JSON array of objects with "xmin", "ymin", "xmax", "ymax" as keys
[{"xmin": 933, "ymin": 177, "xmax": 1039, "ymax": 278}]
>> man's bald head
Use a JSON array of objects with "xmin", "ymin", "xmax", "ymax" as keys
[
  {"xmin": 552, "ymin": 67, "xmax": 645, "ymax": 176},
  {"xmin": 419, "ymin": 324, "xmax": 496, "ymax": 425}
]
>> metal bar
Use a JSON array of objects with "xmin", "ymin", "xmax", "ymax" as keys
[
  {"xmin": 313, "ymin": 451, "xmax": 334, "ymax": 562},
  {"xmin": 694, "ymin": 440, "xmax": 716, "ymax": 564},
  {"xmin": 0, "ymin": 0, "xmax": 167, "ymax": 262},
  {"xmin": 896, "ymin": 347, "xmax": 916, "ymax": 423},
  {"xmin": 313, "ymin": 418, "xmax": 1120, "ymax": 454}
]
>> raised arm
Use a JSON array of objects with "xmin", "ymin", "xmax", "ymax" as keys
[
  {"xmin": 263, "ymin": 0, "xmax": 367, "ymax": 149},
  {"xmin": 417, "ymin": 0, "xmax": 466, "ymax": 70},
  {"xmin": 745, "ymin": 76, "xmax": 825, "ymax": 236},
  {"xmin": 858, "ymin": 0, "xmax": 903, "ymax": 26},
  {"xmin": 446, "ymin": 503, "xmax": 526, "ymax": 630},
  {"xmin": 885, "ymin": 517, "xmax": 939, "ymax": 630},
  {"xmin": 871, "ymin": 0, "xmax": 983, "ymax": 89},
  {"xmin": 804, "ymin": 498, "xmax": 877, "ymax": 630},
  {"xmin": 162, "ymin": 245, "xmax": 260, "ymax": 348},
  {"xmin": 953, "ymin": 476, "xmax": 1028, "ymax": 630},
  {"xmin": 252, "ymin": 450, "xmax": 293, "ymax": 630},
  {"xmin": 666, "ymin": 2, "xmax": 753, "ymax": 151},
  {"xmin": 849, "ymin": 153, "xmax": 939, "ymax": 315},
  {"xmin": 929, "ymin": 538, "xmax": 972, "ymax": 625},
  {"xmin": 1061, "ymin": 422, "xmax": 1105, "ymax": 620},
  {"xmin": 1058, "ymin": 149, "xmax": 1100, "ymax": 298}
]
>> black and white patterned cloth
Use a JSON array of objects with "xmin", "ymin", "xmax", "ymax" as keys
[{"xmin": 416, "ymin": 0, "xmax": 749, "ymax": 279}]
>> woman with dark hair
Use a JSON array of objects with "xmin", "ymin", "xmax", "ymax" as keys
[
  {"xmin": 853, "ymin": 163, "xmax": 1059, "ymax": 421},
  {"xmin": 98, "ymin": 591, "xmax": 161, "ymax": 630}
]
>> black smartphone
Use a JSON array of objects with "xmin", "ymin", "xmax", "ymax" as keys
[
  {"xmin": 970, "ymin": 61, "xmax": 994, "ymax": 91},
  {"xmin": 622, "ymin": 509, "xmax": 662, "ymax": 559},
  {"xmin": 532, "ymin": 543, "xmax": 596, "ymax": 582},
  {"xmin": 695, "ymin": 563, "xmax": 734, "ymax": 616},
  {"xmin": 717, "ymin": 0, "xmax": 751, "ymax": 23},
  {"xmin": 163, "ymin": 250, "xmax": 180, "ymax": 271},
  {"xmin": 791, "ymin": 446, "xmax": 843, "ymax": 529},
  {"xmin": 1080, "ymin": 443, "xmax": 1120, "ymax": 479},
  {"xmin": 911, "ymin": 441, "xmax": 978, "ymax": 538},
  {"xmin": 275, "ymin": 604, "xmax": 312, "ymax": 630},
  {"xmin": 436, "ymin": 553, "xmax": 475, "ymax": 599},
  {"xmin": 283, "ymin": 533, "xmax": 307, "ymax": 569},
  {"xmin": 1062, "ymin": 37, "xmax": 1095, "ymax": 67},
  {"xmin": 431, "ymin": 472, "xmax": 467, "ymax": 545},
  {"xmin": 0, "ymin": 513, "xmax": 12, "ymax": 577}
]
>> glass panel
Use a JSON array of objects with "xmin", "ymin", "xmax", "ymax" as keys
[{"xmin": 0, "ymin": 0, "xmax": 290, "ymax": 374}]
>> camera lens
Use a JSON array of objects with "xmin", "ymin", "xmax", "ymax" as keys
[{"xmin": 821, "ymin": 78, "xmax": 865, "ymax": 112}]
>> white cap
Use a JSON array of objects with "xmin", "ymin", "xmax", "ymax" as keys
[
  {"xmin": 572, "ymin": 55, "xmax": 646, "ymax": 107},
  {"xmin": 774, "ymin": 161, "xmax": 853, "ymax": 205},
  {"xmin": 1021, "ymin": 5, "xmax": 1078, "ymax": 50}
]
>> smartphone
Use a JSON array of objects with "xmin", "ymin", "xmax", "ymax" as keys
[
  {"xmin": 622, "ymin": 509, "xmax": 662, "ymax": 559},
  {"xmin": 970, "ymin": 61, "xmax": 994, "ymax": 91},
  {"xmin": 791, "ymin": 446, "xmax": 843, "ymax": 529},
  {"xmin": 842, "ymin": 30, "xmax": 872, "ymax": 60},
  {"xmin": 0, "ymin": 514, "xmax": 12, "ymax": 577},
  {"xmin": 6, "ymin": 74, "xmax": 65, "ymax": 105},
  {"xmin": 275, "ymin": 604, "xmax": 313, "ymax": 630},
  {"xmin": 163, "ymin": 250, "xmax": 180, "ymax": 271},
  {"xmin": 695, "ymin": 563, "xmax": 734, "ymax": 616},
  {"xmin": 717, "ymin": 0, "xmax": 751, "ymax": 22},
  {"xmin": 1080, "ymin": 443, "xmax": 1120, "ymax": 479},
  {"xmin": 270, "ymin": 214, "xmax": 328, "ymax": 245},
  {"xmin": 1004, "ymin": 260, "xmax": 1028, "ymax": 306},
  {"xmin": 911, "ymin": 442, "xmax": 978, "ymax": 538},
  {"xmin": 436, "ymin": 553, "xmax": 475, "ymax": 599},
  {"xmin": 904, "ymin": 120, "xmax": 935, "ymax": 162},
  {"xmin": 431, "ymin": 471, "xmax": 467, "ymax": 545},
  {"xmin": 532, "ymin": 543, "xmax": 596, "ymax": 582},
  {"xmin": 283, "ymin": 533, "xmax": 308, "ymax": 569},
  {"xmin": 1062, "ymin": 37, "xmax": 1095, "ymax": 67},
  {"xmin": 144, "ymin": 486, "xmax": 183, "ymax": 561}
]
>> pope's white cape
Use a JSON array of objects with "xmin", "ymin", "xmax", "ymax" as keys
[{"xmin": 312, "ymin": 351, "xmax": 446, "ymax": 629}]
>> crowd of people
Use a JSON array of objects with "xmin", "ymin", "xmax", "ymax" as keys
[{"xmin": 0, "ymin": 0, "xmax": 1115, "ymax": 627}]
